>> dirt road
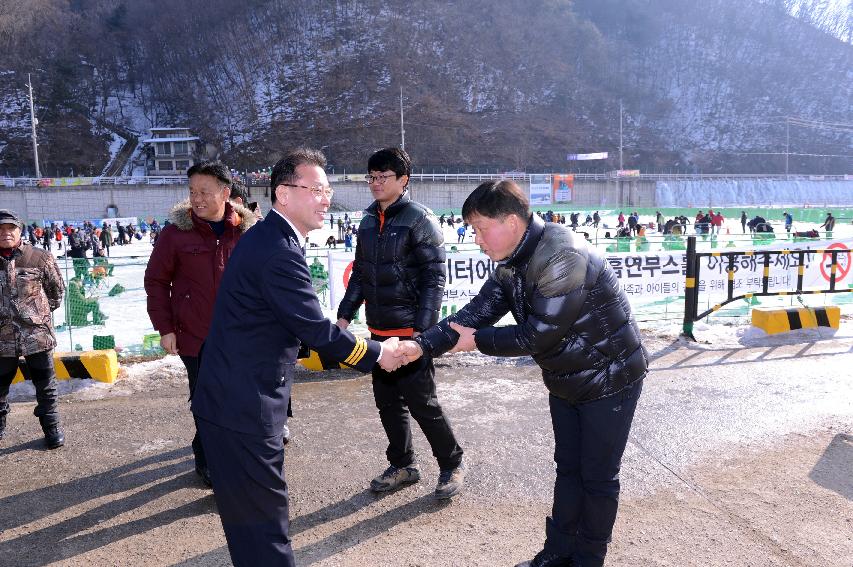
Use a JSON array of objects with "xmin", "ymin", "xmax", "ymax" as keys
[{"xmin": 1, "ymin": 330, "xmax": 851, "ymax": 566}]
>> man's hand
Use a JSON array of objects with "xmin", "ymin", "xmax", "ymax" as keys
[
  {"xmin": 378, "ymin": 336, "xmax": 404, "ymax": 372},
  {"xmin": 335, "ymin": 318, "xmax": 349, "ymax": 330},
  {"xmin": 160, "ymin": 332, "xmax": 178, "ymax": 355},
  {"xmin": 399, "ymin": 340, "xmax": 424, "ymax": 364},
  {"xmin": 448, "ymin": 322, "xmax": 477, "ymax": 353}
]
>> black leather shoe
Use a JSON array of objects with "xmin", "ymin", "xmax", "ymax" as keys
[
  {"xmin": 515, "ymin": 549, "xmax": 574, "ymax": 567},
  {"xmin": 44, "ymin": 425, "xmax": 65, "ymax": 449},
  {"xmin": 40, "ymin": 419, "xmax": 65, "ymax": 449},
  {"xmin": 195, "ymin": 465, "xmax": 213, "ymax": 488}
]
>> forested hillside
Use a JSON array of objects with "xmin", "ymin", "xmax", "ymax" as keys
[{"xmin": 0, "ymin": 0, "xmax": 850, "ymax": 175}]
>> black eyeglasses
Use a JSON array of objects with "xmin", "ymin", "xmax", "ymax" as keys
[
  {"xmin": 279, "ymin": 183, "xmax": 334, "ymax": 198},
  {"xmin": 364, "ymin": 173, "xmax": 398, "ymax": 185}
]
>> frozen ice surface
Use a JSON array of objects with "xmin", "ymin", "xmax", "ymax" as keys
[{"xmin": 656, "ymin": 179, "xmax": 853, "ymax": 207}]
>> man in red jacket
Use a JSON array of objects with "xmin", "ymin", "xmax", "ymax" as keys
[{"xmin": 144, "ymin": 160, "xmax": 256, "ymax": 486}]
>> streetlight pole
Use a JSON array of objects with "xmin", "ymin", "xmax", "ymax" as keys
[
  {"xmin": 785, "ymin": 117, "xmax": 789, "ymax": 179},
  {"xmin": 27, "ymin": 73, "xmax": 41, "ymax": 178},
  {"xmin": 619, "ymin": 100, "xmax": 623, "ymax": 171},
  {"xmin": 400, "ymin": 87, "xmax": 405, "ymax": 151}
]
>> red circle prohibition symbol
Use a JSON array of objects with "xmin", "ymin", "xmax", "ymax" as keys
[
  {"xmin": 820, "ymin": 242, "xmax": 851, "ymax": 282},
  {"xmin": 342, "ymin": 261, "xmax": 354, "ymax": 288}
]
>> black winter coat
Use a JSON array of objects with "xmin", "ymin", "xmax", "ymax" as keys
[
  {"xmin": 337, "ymin": 191, "xmax": 446, "ymax": 332},
  {"xmin": 416, "ymin": 215, "xmax": 647, "ymax": 403}
]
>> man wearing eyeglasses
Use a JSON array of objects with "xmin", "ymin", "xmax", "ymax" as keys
[
  {"xmin": 191, "ymin": 148, "xmax": 409, "ymax": 567},
  {"xmin": 336, "ymin": 147, "xmax": 465, "ymax": 500}
]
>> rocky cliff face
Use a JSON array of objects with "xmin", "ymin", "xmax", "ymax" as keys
[{"xmin": 0, "ymin": 0, "xmax": 850, "ymax": 175}]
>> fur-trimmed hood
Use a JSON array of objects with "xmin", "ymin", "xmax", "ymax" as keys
[{"xmin": 168, "ymin": 199, "xmax": 257, "ymax": 233}]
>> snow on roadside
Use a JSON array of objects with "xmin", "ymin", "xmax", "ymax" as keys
[
  {"xmin": 7, "ymin": 355, "xmax": 187, "ymax": 402},
  {"xmin": 9, "ymin": 318, "xmax": 853, "ymax": 405},
  {"xmin": 639, "ymin": 317, "xmax": 853, "ymax": 347}
]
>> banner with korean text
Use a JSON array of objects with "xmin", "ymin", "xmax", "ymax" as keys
[
  {"xmin": 327, "ymin": 237, "xmax": 852, "ymax": 314},
  {"xmin": 528, "ymin": 175, "xmax": 552, "ymax": 205},
  {"xmin": 552, "ymin": 174, "xmax": 574, "ymax": 203},
  {"xmin": 328, "ymin": 252, "xmax": 500, "ymax": 315}
]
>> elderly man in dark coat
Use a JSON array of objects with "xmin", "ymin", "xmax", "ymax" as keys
[{"xmin": 191, "ymin": 148, "xmax": 408, "ymax": 567}]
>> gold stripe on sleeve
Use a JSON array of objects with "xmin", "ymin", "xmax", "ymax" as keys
[{"xmin": 344, "ymin": 337, "xmax": 367, "ymax": 366}]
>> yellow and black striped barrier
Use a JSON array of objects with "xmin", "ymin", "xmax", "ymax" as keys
[
  {"xmin": 298, "ymin": 350, "xmax": 346, "ymax": 371},
  {"xmin": 12, "ymin": 349, "xmax": 120, "ymax": 384},
  {"xmin": 751, "ymin": 306, "xmax": 840, "ymax": 335}
]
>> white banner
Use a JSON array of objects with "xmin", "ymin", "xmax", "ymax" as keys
[
  {"xmin": 567, "ymin": 152, "xmax": 608, "ymax": 161},
  {"xmin": 326, "ymin": 238, "xmax": 853, "ymax": 314},
  {"xmin": 697, "ymin": 238, "xmax": 852, "ymax": 303},
  {"xmin": 528, "ymin": 174, "xmax": 552, "ymax": 205},
  {"xmin": 328, "ymin": 252, "xmax": 500, "ymax": 315},
  {"xmin": 605, "ymin": 251, "xmax": 687, "ymax": 299}
]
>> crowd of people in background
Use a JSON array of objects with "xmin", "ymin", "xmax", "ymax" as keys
[
  {"xmin": 13, "ymin": 205, "xmax": 848, "ymax": 263},
  {"xmin": 426, "ymin": 206, "xmax": 847, "ymax": 246},
  {"xmin": 20, "ymin": 218, "xmax": 166, "ymax": 258}
]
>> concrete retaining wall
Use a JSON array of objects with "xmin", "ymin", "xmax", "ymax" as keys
[
  {"xmin": 4, "ymin": 185, "xmax": 189, "ymax": 223},
  {"xmin": 2, "ymin": 177, "xmax": 843, "ymax": 222}
]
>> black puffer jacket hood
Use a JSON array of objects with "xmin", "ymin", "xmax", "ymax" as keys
[
  {"xmin": 417, "ymin": 214, "xmax": 647, "ymax": 403},
  {"xmin": 336, "ymin": 191, "xmax": 446, "ymax": 332}
]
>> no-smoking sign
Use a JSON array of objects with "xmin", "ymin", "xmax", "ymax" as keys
[{"xmin": 820, "ymin": 242, "xmax": 851, "ymax": 282}]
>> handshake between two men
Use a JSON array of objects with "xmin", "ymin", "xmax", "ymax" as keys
[
  {"xmin": 338, "ymin": 320, "xmax": 476, "ymax": 373},
  {"xmin": 377, "ymin": 322, "xmax": 477, "ymax": 372}
]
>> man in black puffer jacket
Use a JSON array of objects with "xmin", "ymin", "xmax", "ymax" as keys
[
  {"xmin": 407, "ymin": 180, "xmax": 647, "ymax": 567},
  {"xmin": 336, "ymin": 147, "xmax": 465, "ymax": 501}
]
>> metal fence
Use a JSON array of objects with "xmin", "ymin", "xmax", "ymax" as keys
[
  {"xmin": 4, "ymin": 172, "xmax": 850, "ymax": 188},
  {"xmin": 681, "ymin": 235, "xmax": 852, "ymax": 339}
]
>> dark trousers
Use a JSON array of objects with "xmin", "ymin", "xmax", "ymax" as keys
[
  {"xmin": 371, "ymin": 336, "xmax": 463, "ymax": 471},
  {"xmin": 545, "ymin": 379, "xmax": 643, "ymax": 567},
  {"xmin": 0, "ymin": 351, "xmax": 60, "ymax": 423},
  {"xmin": 179, "ymin": 355, "xmax": 206, "ymax": 470},
  {"xmin": 197, "ymin": 417, "xmax": 294, "ymax": 567}
]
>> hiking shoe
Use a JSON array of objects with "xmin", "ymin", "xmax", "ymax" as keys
[
  {"xmin": 434, "ymin": 461, "xmax": 466, "ymax": 500},
  {"xmin": 515, "ymin": 549, "xmax": 574, "ymax": 567},
  {"xmin": 370, "ymin": 464, "xmax": 421, "ymax": 492},
  {"xmin": 0, "ymin": 413, "xmax": 6, "ymax": 441}
]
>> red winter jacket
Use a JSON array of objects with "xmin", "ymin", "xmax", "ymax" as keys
[{"xmin": 144, "ymin": 200, "xmax": 256, "ymax": 356}]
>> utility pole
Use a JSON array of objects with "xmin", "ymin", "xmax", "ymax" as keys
[
  {"xmin": 619, "ymin": 100, "xmax": 623, "ymax": 171},
  {"xmin": 27, "ymin": 73, "xmax": 41, "ymax": 178},
  {"xmin": 785, "ymin": 117, "xmax": 789, "ymax": 179},
  {"xmin": 400, "ymin": 87, "xmax": 405, "ymax": 151}
]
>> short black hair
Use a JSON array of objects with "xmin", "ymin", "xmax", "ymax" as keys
[
  {"xmin": 462, "ymin": 180, "xmax": 530, "ymax": 221},
  {"xmin": 187, "ymin": 160, "xmax": 232, "ymax": 186},
  {"xmin": 367, "ymin": 147, "xmax": 411, "ymax": 181},
  {"xmin": 270, "ymin": 148, "xmax": 327, "ymax": 204},
  {"xmin": 229, "ymin": 178, "xmax": 249, "ymax": 203}
]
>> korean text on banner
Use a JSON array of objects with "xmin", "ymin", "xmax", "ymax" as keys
[{"xmin": 529, "ymin": 175, "xmax": 552, "ymax": 206}]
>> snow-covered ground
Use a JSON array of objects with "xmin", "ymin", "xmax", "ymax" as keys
[
  {"xmin": 42, "ymin": 211, "xmax": 853, "ymax": 354},
  {"xmin": 7, "ymin": 207, "xmax": 851, "ymax": 402}
]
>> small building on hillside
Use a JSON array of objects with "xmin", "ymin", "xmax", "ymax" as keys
[{"xmin": 141, "ymin": 127, "xmax": 200, "ymax": 176}]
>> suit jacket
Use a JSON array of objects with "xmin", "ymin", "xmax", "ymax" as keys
[{"xmin": 191, "ymin": 209, "xmax": 381, "ymax": 437}]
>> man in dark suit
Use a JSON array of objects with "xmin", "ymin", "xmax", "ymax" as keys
[{"xmin": 191, "ymin": 148, "xmax": 408, "ymax": 567}]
